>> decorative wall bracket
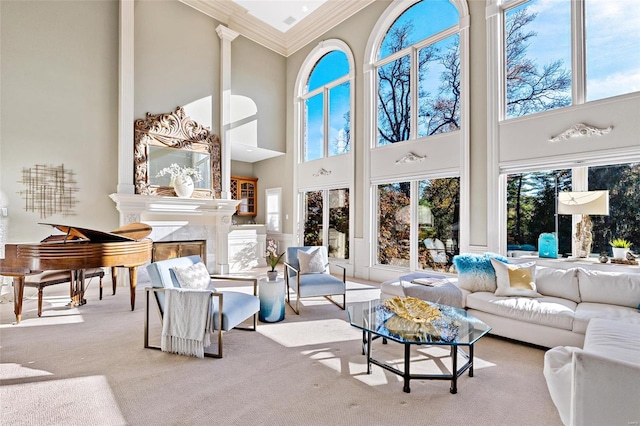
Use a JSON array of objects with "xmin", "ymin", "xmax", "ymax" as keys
[
  {"xmin": 395, "ymin": 152, "xmax": 426, "ymax": 164},
  {"xmin": 313, "ymin": 168, "xmax": 332, "ymax": 177},
  {"xmin": 549, "ymin": 123, "xmax": 613, "ymax": 143}
]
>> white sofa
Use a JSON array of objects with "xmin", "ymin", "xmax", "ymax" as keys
[
  {"xmin": 543, "ymin": 318, "xmax": 640, "ymax": 426},
  {"xmin": 380, "ymin": 263, "xmax": 640, "ymax": 348}
]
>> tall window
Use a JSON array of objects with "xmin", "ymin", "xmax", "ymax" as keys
[
  {"xmin": 376, "ymin": 0, "xmax": 461, "ymax": 145},
  {"xmin": 303, "ymin": 188, "xmax": 349, "ymax": 259},
  {"xmin": 377, "ymin": 178, "xmax": 459, "ymax": 272},
  {"xmin": 504, "ymin": 0, "xmax": 640, "ymax": 119},
  {"xmin": 265, "ymin": 188, "xmax": 282, "ymax": 233},
  {"xmin": 303, "ymin": 50, "xmax": 351, "ymax": 161},
  {"xmin": 506, "ymin": 163, "xmax": 640, "ymax": 257}
]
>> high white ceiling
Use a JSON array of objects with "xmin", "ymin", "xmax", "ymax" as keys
[{"xmin": 233, "ymin": 0, "xmax": 328, "ymax": 33}]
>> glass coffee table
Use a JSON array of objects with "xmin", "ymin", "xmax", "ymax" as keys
[{"xmin": 347, "ymin": 299, "xmax": 491, "ymax": 394}]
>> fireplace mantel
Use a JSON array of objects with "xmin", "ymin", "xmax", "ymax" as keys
[
  {"xmin": 109, "ymin": 193, "xmax": 240, "ymax": 217},
  {"xmin": 109, "ymin": 193, "xmax": 241, "ymax": 274}
]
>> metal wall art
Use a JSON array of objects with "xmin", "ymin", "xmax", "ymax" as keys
[{"xmin": 18, "ymin": 164, "xmax": 78, "ymax": 218}]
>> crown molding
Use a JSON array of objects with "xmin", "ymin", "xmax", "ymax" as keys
[{"xmin": 179, "ymin": 0, "xmax": 374, "ymax": 57}]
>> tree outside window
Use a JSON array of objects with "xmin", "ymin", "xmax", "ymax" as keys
[
  {"xmin": 303, "ymin": 188, "xmax": 350, "ymax": 259},
  {"xmin": 506, "ymin": 163, "xmax": 640, "ymax": 257},
  {"xmin": 376, "ymin": 0, "xmax": 461, "ymax": 146}
]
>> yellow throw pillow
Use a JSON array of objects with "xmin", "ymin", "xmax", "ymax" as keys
[{"xmin": 490, "ymin": 259, "xmax": 541, "ymax": 297}]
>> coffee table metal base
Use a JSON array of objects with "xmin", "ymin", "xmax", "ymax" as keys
[{"xmin": 362, "ymin": 330, "xmax": 474, "ymax": 394}]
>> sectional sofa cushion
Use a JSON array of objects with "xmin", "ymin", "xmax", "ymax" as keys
[
  {"xmin": 577, "ymin": 268, "xmax": 640, "ymax": 309},
  {"xmin": 534, "ymin": 266, "xmax": 580, "ymax": 303},
  {"xmin": 491, "ymin": 259, "xmax": 541, "ymax": 297},
  {"xmin": 572, "ymin": 302, "xmax": 640, "ymax": 334},
  {"xmin": 453, "ymin": 253, "xmax": 508, "ymax": 293},
  {"xmin": 465, "ymin": 292, "xmax": 576, "ymax": 331}
]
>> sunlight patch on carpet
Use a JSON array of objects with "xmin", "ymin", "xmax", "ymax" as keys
[
  {"xmin": 0, "ymin": 310, "xmax": 84, "ymax": 328},
  {"xmin": 257, "ymin": 318, "xmax": 360, "ymax": 347},
  {"xmin": 1, "ymin": 375, "xmax": 126, "ymax": 425},
  {"xmin": 0, "ymin": 363, "xmax": 53, "ymax": 380}
]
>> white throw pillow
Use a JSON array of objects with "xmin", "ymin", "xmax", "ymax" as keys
[
  {"xmin": 172, "ymin": 262, "xmax": 212, "ymax": 290},
  {"xmin": 298, "ymin": 248, "xmax": 326, "ymax": 274},
  {"xmin": 491, "ymin": 259, "xmax": 541, "ymax": 297},
  {"xmin": 535, "ymin": 267, "xmax": 581, "ymax": 303}
]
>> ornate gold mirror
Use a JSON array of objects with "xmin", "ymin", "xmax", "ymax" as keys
[{"xmin": 134, "ymin": 107, "xmax": 221, "ymax": 198}]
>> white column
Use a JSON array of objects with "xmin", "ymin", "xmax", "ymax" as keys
[
  {"xmin": 215, "ymin": 25, "xmax": 239, "ymax": 200},
  {"xmin": 215, "ymin": 214, "xmax": 233, "ymax": 274},
  {"xmin": 118, "ymin": 0, "xmax": 135, "ymax": 204}
]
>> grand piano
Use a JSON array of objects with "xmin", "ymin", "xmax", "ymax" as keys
[{"xmin": 0, "ymin": 223, "xmax": 153, "ymax": 323}]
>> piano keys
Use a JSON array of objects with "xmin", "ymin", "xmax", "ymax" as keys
[{"xmin": 0, "ymin": 222, "xmax": 153, "ymax": 323}]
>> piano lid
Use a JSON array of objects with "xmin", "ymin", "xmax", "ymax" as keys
[{"xmin": 39, "ymin": 222, "xmax": 152, "ymax": 242}]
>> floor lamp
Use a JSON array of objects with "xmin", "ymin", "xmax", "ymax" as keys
[{"xmin": 557, "ymin": 191, "xmax": 610, "ymax": 258}]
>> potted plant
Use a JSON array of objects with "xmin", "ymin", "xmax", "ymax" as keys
[
  {"xmin": 609, "ymin": 238, "xmax": 632, "ymax": 259},
  {"xmin": 265, "ymin": 239, "xmax": 284, "ymax": 281}
]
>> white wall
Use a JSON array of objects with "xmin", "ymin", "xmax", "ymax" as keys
[
  {"xmin": 1, "ymin": 0, "xmax": 120, "ymax": 242},
  {"xmin": 134, "ymin": 0, "xmax": 220, "ymax": 130}
]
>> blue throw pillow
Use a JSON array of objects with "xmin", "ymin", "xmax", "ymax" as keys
[{"xmin": 453, "ymin": 252, "xmax": 508, "ymax": 292}]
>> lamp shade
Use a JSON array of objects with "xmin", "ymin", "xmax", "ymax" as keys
[{"xmin": 557, "ymin": 191, "xmax": 609, "ymax": 215}]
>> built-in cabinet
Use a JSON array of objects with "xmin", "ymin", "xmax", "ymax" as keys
[{"xmin": 230, "ymin": 176, "xmax": 257, "ymax": 216}]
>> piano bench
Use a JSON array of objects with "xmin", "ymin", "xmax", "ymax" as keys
[{"xmin": 24, "ymin": 268, "xmax": 105, "ymax": 317}]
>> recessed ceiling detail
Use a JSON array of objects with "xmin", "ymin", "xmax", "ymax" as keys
[
  {"xmin": 179, "ymin": 0, "xmax": 375, "ymax": 56},
  {"xmin": 234, "ymin": 0, "xmax": 326, "ymax": 33}
]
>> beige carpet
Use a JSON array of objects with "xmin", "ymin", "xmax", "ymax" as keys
[{"xmin": 0, "ymin": 272, "xmax": 562, "ymax": 425}]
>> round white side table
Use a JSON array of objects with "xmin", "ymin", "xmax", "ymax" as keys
[{"xmin": 258, "ymin": 277, "xmax": 285, "ymax": 322}]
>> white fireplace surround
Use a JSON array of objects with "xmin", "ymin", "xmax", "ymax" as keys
[{"xmin": 109, "ymin": 193, "xmax": 241, "ymax": 275}]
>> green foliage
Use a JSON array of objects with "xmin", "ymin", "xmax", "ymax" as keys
[{"xmin": 609, "ymin": 238, "xmax": 632, "ymax": 249}]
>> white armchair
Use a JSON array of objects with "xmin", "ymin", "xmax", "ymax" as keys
[
  {"xmin": 284, "ymin": 246, "xmax": 346, "ymax": 314},
  {"xmin": 543, "ymin": 318, "xmax": 640, "ymax": 425}
]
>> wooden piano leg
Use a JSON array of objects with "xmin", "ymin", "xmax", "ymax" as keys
[
  {"xmin": 128, "ymin": 267, "xmax": 137, "ymax": 311},
  {"xmin": 111, "ymin": 266, "xmax": 117, "ymax": 295},
  {"xmin": 13, "ymin": 276, "xmax": 25, "ymax": 323}
]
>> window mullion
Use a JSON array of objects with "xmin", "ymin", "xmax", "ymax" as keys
[
  {"xmin": 410, "ymin": 48, "xmax": 419, "ymax": 140},
  {"xmin": 323, "ymin": 189, "xmax": 330, "ymax": 254},
  {"xmin": 323, "ymin": 87, "xmax": 330, "ymax": 157},
  {"xmin": 410, "ymin": 181, "xmax": 419, "ymax": 270},
  {"xmin": 572, "ymin": 0, "xmax": 586, "ymax": 105}
]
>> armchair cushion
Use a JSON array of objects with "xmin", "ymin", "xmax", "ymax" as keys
[
  {"xmin": 298, "ymin": 248, "xmax": 326, "ymax": 274},
  {"xmin": 172, "ymin": 262, "xmax": 213, "ymax": 290},
  {"xmin": 296, "ymin": 273, "xmax": 345, "ymax": 298}
]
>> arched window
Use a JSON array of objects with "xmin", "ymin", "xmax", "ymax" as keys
[
  {"xmin": 375, "ymin": 0, "xmax": 461, "ymax": 146},
  {"xmin": 302, "ymin": 49, "xmax": 351, "ymax": 161},
  {"xmin": 364, "ymin": 0, "xmax": 469, "ymax": 279},
  {"xmin": 294, "ymin": 40, "xmax": 355, "ymax": 263}
]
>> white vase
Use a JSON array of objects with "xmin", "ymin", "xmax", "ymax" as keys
[
  {"xmin": 267, "ymin": 270, "xmax": 278, "ymax": 281},
  {"xmin": 173, "ymin": 175, "xmax": 194, "ymax": 198},
  {"xmin": 611, "ymin": 247, "xmax": 629, "ymax": 259}
]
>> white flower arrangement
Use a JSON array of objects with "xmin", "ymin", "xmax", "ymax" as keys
[{"xmin": 156, "ymin": 163, "xmax": 203, "ymax": 182}]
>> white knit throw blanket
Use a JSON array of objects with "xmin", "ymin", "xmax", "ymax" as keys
[{"xmin": 161, "ymin": 288, "xmax": 213, "ymax": 358}]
